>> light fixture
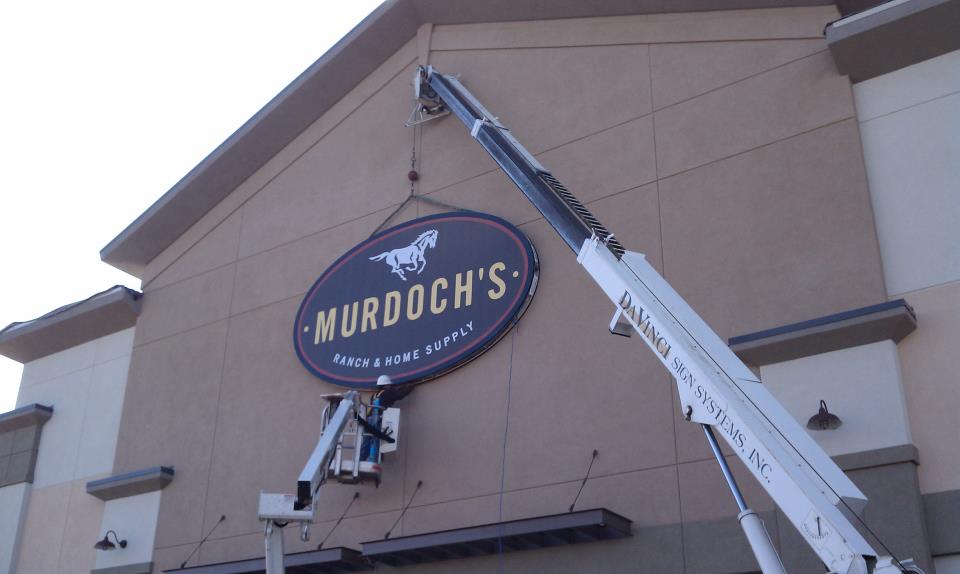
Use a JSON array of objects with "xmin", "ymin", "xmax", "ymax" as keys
[
  {"xmin": 93, "ymin": 530, "xmax": 127, "ymax": 551},
  {"xmin": 807, "ymin": 400, "xmax": 842, "ymax": 431}
]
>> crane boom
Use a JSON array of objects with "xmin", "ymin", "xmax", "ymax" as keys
[{"xmin": 414, "ymin": 65, "xmax": 920, "ymax": 574}]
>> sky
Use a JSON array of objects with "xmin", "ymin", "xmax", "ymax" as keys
[{"xmin": 0, "ymin": 1, "xmax": 384, "ymax": 411}]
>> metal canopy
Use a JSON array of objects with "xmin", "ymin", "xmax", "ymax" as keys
[
  {"xmin": 361, "ymin": 508, "xmax": 632, "ymax": 566},
  {"xmin": 163, "ymin": 547, "xmax": 371, "ymax": 574}
]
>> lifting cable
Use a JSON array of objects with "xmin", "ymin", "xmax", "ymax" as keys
[{"xmin": 369, "ymin": 118, "xmax": 470, "ymax": 238}]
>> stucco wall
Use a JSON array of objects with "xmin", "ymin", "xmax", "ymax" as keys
[
  {"xmin": 851, "ymin": 48, "xmax": 960, "ymax": 498},
  {"xmin": 10, "ymin": 328, "xmax": 135, "ymax": 574},
  {"xmin": 759, "ymin": 340, "xmax": 912, "ymax": 457},
  {"xmin": 106, "ymin": 6, "xmax": 929, "ymax": 573},
  {"xmin": 854, "ymin": 49, "xmax": 960, "ymax": 298},
  {"xmin": 0, "ymin": 483, "xmax": 30, "ymax": 574}
]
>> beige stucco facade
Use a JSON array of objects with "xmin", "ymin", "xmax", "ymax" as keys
[
  {"xmin": 8, "ymin": 328, "xmax": 139, "ymax": 574},
  {"xmin": 2, "ymin": 2, "xmax": 959, "ymax": 573}
]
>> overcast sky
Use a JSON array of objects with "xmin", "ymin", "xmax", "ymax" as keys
[{"xmin": 0, "ymin": 1, "xmax": 383, "ymax": 411}]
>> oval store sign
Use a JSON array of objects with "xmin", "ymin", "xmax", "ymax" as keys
[{"xmin": 293, "ymin": 213, "xmax": 538, "ymax": 389}]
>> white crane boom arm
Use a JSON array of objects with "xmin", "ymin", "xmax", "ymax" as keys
[
  {"xmin": 296, "ymin": 391, "xmax": 360, "ymax": 509},
  {"xmin": 415, "ymin": 65, "xmax": 922, "ymax": 574},
  {"xmin": 580, "ymin": 240, "xmax": 875, "ymax": 574}
]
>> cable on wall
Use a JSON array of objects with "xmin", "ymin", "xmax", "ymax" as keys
[
  {"xmin": 317, "ymin": 492, "xmax": 360, "ymax": 549},
  {"xmin": 496, "ymin": 326, "xmax": 518, "ymax": 574},
  {"xmin": 384, "ymin": 480, "xmax": 423, "ymax": 539},
  {"xmin": 178, "ymin": 515, "xmax": 226, "ymax": 569},
  {"xmin": 568, "ymin": 449, "xmax": 599, "ymax": 512}
]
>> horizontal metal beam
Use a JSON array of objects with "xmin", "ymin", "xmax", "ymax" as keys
[{"xmin": 361, "ymin": 508, "xmax": 631, "ymax": 566}]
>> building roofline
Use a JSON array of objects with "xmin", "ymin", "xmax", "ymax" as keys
[
  {"xmin": 100, "ymin": 0, "xmax": 833, "ymax": 277},
  {"xmin": 0, "ymin": 286, "xmax": 141, "ymax": 363}
]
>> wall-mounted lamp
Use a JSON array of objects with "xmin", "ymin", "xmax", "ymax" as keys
[
  {"xmin": 807, "ymin": 400, "xmax": 842, "ymax": 431},
  {"xmin": 93, "ymin": 530, "xmax": 127, "ymax": 551}
]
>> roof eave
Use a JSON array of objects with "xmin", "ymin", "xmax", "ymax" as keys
[
  {"xmin": 0, "ymin": 286, "xmax": 142, "ymax": 363},
  {"xmin": 99, "ymin": 0, "xmax": 421, "ymax": 276},
  {"xmin": 100, "ymin": 0, "xmax": 834, "ymax": 278}
]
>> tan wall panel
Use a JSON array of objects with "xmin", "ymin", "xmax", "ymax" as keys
[
  {"xmin": 113, "ymin": 321, "xmax": 228, "ymax": 548},
  {"xmin": 678, "ymin": 457, "xmax": 777, "ymax": 524},
  {"xmin": 400, "ymin": 494, "xmax": 501, "ymax": 538},
  {"xmin": 385, "ymin": 467, "xmax": 682, "ymax": 566},
  {"xmin": 422, "ymin": 118, "xmax": 657, "ymax": 250},
  {"xmin": 503, "ymin": 188, "xmax": 676, "ymax": 492},
  {"xmin": 651, "ymin": 38, "xmax": 826, "ymax": 110},
  {"xmin": 659, "ymin": 119, "xmax": 885, "ymax": 342},
  {"xmin": 56, "ymin": 479, "xmax": 103, "ymax": 574},
  {"xmin": 152, "ymin": 542, "xmax": 196, "ymax": 574},
  {"xmin": 15, "ymin": 479, "xmax": 105, "ymax": 574},
  {"xmin": 237, "ymin": 65, "xmax": 418, "ymax": 259},
  {"xmin": 397, "ymin": 334, "xmax": 512, "ymax": 507},
  {"xmin": 0, "ymin": 483, "xmax": 30, "ymax": 574},
  {"xmin": 16, "ymin": 482, "xmax": 70, "ymax": 574},
  {"xmin": 536, "ymin": 115, "xmax": 658, "ymax": 206},
  {"xmin": 134, "ymin": 265, "xmax": 235, "ymax": 346},
  {"xmin": 430, "ymin": 7, "xmax": 835, "ymax": 51},
  {"xmin": 193, "ymin": 531, "xmax": 262, "ymax": 568},
  {"xmin": 421, "ymin": 45, "xmax": 651, "ymax": 196},
  {"xmin": 661, "ymin": 111, "xmax": 888, "ymax": 462},
  {"xmin": 147, "ymin": 211, "xmax": 242, "ymax": 291},
  {"xmin": 422, "ymin": 168, "xmax": 544, "ymax": 228},
  {"xmin": 655, "ymin": 50, "xmax": 853, "ymax": 178},
  {"xmin": 502, "ymin": 466, "xmax": 681, "ymax": 529},
  {"xmin": 231, "ymin": 203, "xmax": 419, "ymax": 317}
]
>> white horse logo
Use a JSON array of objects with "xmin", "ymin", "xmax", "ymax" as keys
[{"xmin": 368, "ymin": 229, "xmax": 438, "ymax": 281}]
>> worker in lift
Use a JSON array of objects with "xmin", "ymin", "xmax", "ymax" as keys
[{"xmin": 359, "ymin": 381, "xmax": 412, "ymax": 462}]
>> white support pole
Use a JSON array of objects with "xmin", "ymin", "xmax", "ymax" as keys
[
  {"xmin": 265, "ymin": 521, "xmax": 285, "ymax": 574},
  {"xmin": 739, "ymin": 509, "xmax": 789, "ymax": 574},
  {"xmin": 703, "ymin": 425, "xmax": 787, "ymax": 574}
]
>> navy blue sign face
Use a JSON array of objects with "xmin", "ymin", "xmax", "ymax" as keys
[{"xmin": 293, "ymin": 212, "xmax": 538, "ymax": 389}]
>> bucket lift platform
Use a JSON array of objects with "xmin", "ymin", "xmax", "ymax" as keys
[
  {"xmin": 321, "ymin": 393, "xmax": 393, "ymax": 486},
  {"xmin": 258, "ymin": 389, "xmax": 400, "ymax": 574}
]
